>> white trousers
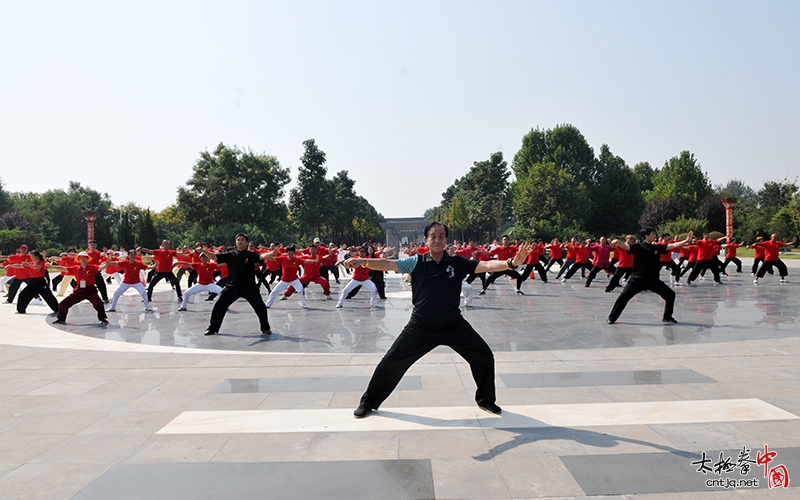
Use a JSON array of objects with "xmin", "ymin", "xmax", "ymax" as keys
[
  {"xmin": 337, "ymin": 279, "xmax": 377, "ymax": 307},
  {"xmin": 265, "ymin": 279, "xmax": 306, "ymax": 307},
  {"xmin": 462, "ymin": 281, "xmax": 473, "ymax": 307},
  {"xmin": 181, "ymin": 282, "xmax": 223, "ymax": 309},
  {"xmin": 110, "ymin": 282, "xmax": 151, "ymax": 311}
]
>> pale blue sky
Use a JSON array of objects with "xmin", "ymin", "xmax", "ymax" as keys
[{"xmin": 1, "ymin": 1, "xmax": 798, "ymax": 218}]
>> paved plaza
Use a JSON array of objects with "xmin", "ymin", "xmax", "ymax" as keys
[{"xmin": 1, "ymin": 259, "xmax": 799, "ymax": 499}]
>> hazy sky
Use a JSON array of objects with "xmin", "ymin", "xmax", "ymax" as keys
[{"xmin": 2, "ymin": 1, "xmax": 798, "ymax": 218}]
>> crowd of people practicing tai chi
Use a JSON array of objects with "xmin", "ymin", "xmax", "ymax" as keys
[
  {"xmin": 0, "ymin": 229, "xmax": 795, "ymax": 329},
  {"xmin": 0, "ymin": 223, "xmax": 796, "ymax": 418}
]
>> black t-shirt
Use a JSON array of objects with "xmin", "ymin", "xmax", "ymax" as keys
[
  {"xmin": 215, "ymin": 250, "xmax": 261, "ymax": 288},
  {"xmin": 629, "ymin": 242, "xmax": 668, "ymax": 282},
  {"xmin": 409, "ymin": 253, "xmax": 478, "ymax": 320}
]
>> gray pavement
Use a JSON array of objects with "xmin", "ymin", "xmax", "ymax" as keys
[{"xmin": 1, "ymin": 259, "xmax": 799, "ymax": 499}]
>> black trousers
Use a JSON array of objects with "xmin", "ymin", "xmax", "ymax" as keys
[
  {"xmin": 756, "ymin": 260, "xmax": 788, "ymax": 278},
  {"xmin": 359, "ymin": 315, "xmax": 496, "ymax": 410},
  {"xmin": 518, "ymin": 263, "xmax": 548, "ymax": 284},
  {"xmin": 483, "ymin": 269, "xmax": 523, "ymax": 291},
  {"xmin": 608, "ymin": 278, "xmax": 675, "ymax": 322},
  {"xmin": 17, "ymin": 278, "xmax": 59, "ymax": 313},
  {"xmin": 605, "ymin": 266, "xmax": 632, "ymax": 292},
  {"xmin": 94, "ymin": 272, "xmax": 108, "ymax": 301},
  {"xmin": 207, "ymin": 285, "xmax": 270, "ymax": 333},
  {"xmin": 147, "ymin": 272, "xmax": 182, "ymax": 300},
  {"xmin": 687, "ymin": 260, "xmax": 721, "ymax": 283},
  {"xmin": 465, "ymin": 272, "xmax": 486, "ymax": 287},
  {"xmin": 321, "ymin": 265, "xmax": 339, "ymax": 283},
  {"xmin": 555, "ymin": 258, "xmax": 575, "ymax": 279},
  {"xmin": 5, "ymin": 277, "xmax": 23, "ymax": 303},
  {"xmin": 545, "ymin": 257, "xmax": 563, "ymax": 272},
  {"xmin": 564, "ymin": 262, "xmax": 592, "ymax": 281},
  {"xmin": 680, "ymin": 261, "xmax": 695, "ymax": 277},
  {"xmin": 585, "ymin": 264, "xmax": 614, "ymax": 286},
  {"xmin": 722, "ymin": 257, "xmax": 742, "ymax": 273},
  {"xmin": 660, "ymin": 261, "xmax": 681, "ymax": 279}
]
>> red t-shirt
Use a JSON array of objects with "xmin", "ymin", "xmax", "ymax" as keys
[
  {"xmin": 491, "ymin": 246, "xmax": 517, "ymax": 261},
  {"xmin": 301, "ymin": 254, "xmax": 322, "ymax": 280},
  {"xmin": 9, "ymin": 254, "xmax": 32, "ymax": 279},
  {"xmin": 760, "ymin": 241, "xmax": 786, "ymax": 261},
  {"xmin": 192, "ymin": 261, "xmax": 218, "ymax": 285},
  {"xmin": 687, "ymin": 245, "xmax": 699, "ymax": 262},
  {"xmin": 564, "ymin": 244, "xmax": 577, "ymax": 260},
  {"xmin": 660, "ymin": 242, "xmax": 677, "ymax": 262},
  {"xmin": 352, "ymin": 264, "xmax": 371, "ymax": 281},
  {"xmin": 152, "ymin": 249, "xmax": 177, "ymax": 273},
  {"xmin": 574, "ymin": 246, "xmax": 590, "ymax": 264},
  {"xmin": 695, "ymin": 240, "xmax": 717, "ymax": 261},
  {"xmin": 616, "ymin": 248, "xmax": 634, "ymax": 268},
  {"xmin": 66, "ymin": 264, "xmax": 99, "ymax": 287},
  {"xmin": 27, "ymin": 260, "xmax": 48, "ymax": 279},
  {"xmin": 276, "ymin": 255, "xmax": 302, "ymax": 282},
  {"xmin": 725, "ymin": 243, "xmax": 741, "ymax": 259},
  {"xmin": 119, "ymin": 260, "xmax": 148, "ymax": 284},
  {"xmin": 417, "ymin": 247, "xmax": 429, "ymax": 255},
  {"xmin": 525, "ymin": 244, "xmax": 545, "ymax": 265}
]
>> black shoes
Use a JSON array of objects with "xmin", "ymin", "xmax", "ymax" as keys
[
  {"xmin": 52, "ymin": 319, "xmax": 65, "ymax": 324},
  {"xmin": 478, "ymin": 290, "xmax": 486, "ymax": 295},
  {"xmin": 353, "ymin": 404, "xmax": 373, "ymax": 418},
  {"xmin": 607, "ymin": 318, "xmax": 615, "ymax": 324},
  {"xmin": 204, "ymin": 329, "xmax": 217, "ymax": 336},
  {"xmin": 261, "ymin": 329, "xmax": 272, "ymax": 336},
  {"xmin": 478, "ymin": 402, "xmax": 502, "ymax": 415},
  {"xmin": 662, "ymin": 317, "xmax": 678, "ymax": 324}
]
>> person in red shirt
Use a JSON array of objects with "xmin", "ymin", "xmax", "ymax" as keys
[
  {"xmin": 685, "ymin": 233, "xmax": 727, "ymax": 286},
  {"xmin": 50, "ymin": 252, "xmax": 109, "ymax": 324},
  {"xmin": 141, "ymin": 240, "xmax": 183, "ymax": 303},
  {"xmin": 264, "ymin": 245, "xmax": 308, "ymax": 308},
  {"xmin": 51, "ymin": 249, "xmax": 77, "ymax": 296},
  {"xmin": 284, "ymin": 245, "xmax": 331, "ymax": 301},
  {"xmin": 479, "ymin": 235, "xmax": 525, "ymax": 295},
  {"xmin": 556, "ymin": 238, "xmax": 581, "ymax": 280},
  {"xmin": 561, "ymin": 239, "xmax": 592, "ymax": 283},
  {"xmin": 3, "ymin": 244, "xmax": 33, "ymax": 303},
  {"xmin": 544, "ymin": 238, "xmax": 564, "ymax": 274},
  {"xmin": 749, "ymin": 236, "xmax": 770, "ymax": 275},
  {"xmin": 336, "ymin": 245, "xmax": 378, "ymax": 307},
  {"xmin": 108, "ymin": 249, "xmax": 154, "ymax": 312},
  {"xmin": 658, "ymin": 234, "xmax": 683, "ymax": 285},
  {"xmin": 9, "ymin": 250, "xmax": 59, "ymax": 313},
  {"xmin": 605, "ymin": 235, "xmax": 635, "ymax": 292},
  {"xmin": 679, "ymin": 238, "xmax": 699, "ymax": 279},
  {"xmin": 753, "ymin": 234, "xmax": 797, "ymax": 284},
  {"xmin": 721, "ymin": 237, "xmax": 743, "ymax": 274},
  {"xmin": 516, "ymin": 239, "xmax": 549, "ymax": 291},
  {"xmin": 464, "ymin": 240, "xmax": 492, "ymax": 288},
  {"xmin": 321, "ymin": 242, "xmax": 341, "ymax": 284},
  {"xmin": 174, "ymin": 245, "xmax": 195, "ymax": 288},
  {"xmin": 85, "ymin": 240, "xmax": 110, "ymax": 303},
  {"xmin": 583, "ymin": 237, "xmax": 615, "ymax": 288},
  {"xmin": 177, "ymin": 252, "xmax": 223, "ymax": 311}
]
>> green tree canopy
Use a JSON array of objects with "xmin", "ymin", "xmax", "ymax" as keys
[
  {"xmin": 289, "ymin": 139, "xmax": 333, "ymax": 239},
  {"xmin": 512, "ymin": 124, "xmax": 596, "ymax": 186},
  {"xmin": 587, "ymin": 145, "xmax": 644, "ymax": 235},
  {"xmin": 176, "ymin": 143, "xmax": 290, "ymax": 243},
  {"xmin": 648, "ymin": 151, "xmax": 712, "ymax": 215}
]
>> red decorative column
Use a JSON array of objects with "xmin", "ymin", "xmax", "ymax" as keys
[
  {"xmin": 720, "ymin": 198, "xmax": 737, "ymax": 240},
  {"xmin": 83, "ymin": 211, "xmax": 98, "ymax": 245}
]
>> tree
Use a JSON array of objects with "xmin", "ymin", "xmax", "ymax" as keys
[
  {"xmin": 588, "ymin": 145, "xmax": 644, "ymax": 235},
  {"xmin": 633, "ymin": 162, "xmax": 655, "ymax": 192},
  {"xmin": 289, "ymin": 139, "xmax": 333, "ymax": 239},
  {"xmin": 639, "ymin": 197, "xmax": 683, "ymax": 229},
  {"xmin": 696, "ymin": 195, "xmax": 726, "ymax": 232},
  {"xmin": 137, "ymin": 208, "xmax": 158, "ymax": 248},
  {"xmin": 716, "ymin": 178, "xmax": 755, "ymax": 201},
  {"xmin": 512, "ymin": 124, "xmax": 596, "ymax": 186},
  {"xmin": 737, "ymin": 179, "xmax": 799, "ymax": 241},
  {"xmin": 512, "ymin": 161, "xmax": 590, "ymax": 239},
  {"xmin": 648, "ymin": 151, "xmax": 712, "ymax": 215},
  {"xmin": 0, "ymin": 177, "xmax": 11, "ymax": 215},
  {"xmin": 661, "ymin": 216, "xmax": 708, "ymax": 238},
  {"xmin": 176, "ymin": 143, "xmax": 291, "ymax": 243},
  {"xmin": 324, "ymin": 170, "xmax": 384, "ymax": 244},
  {"xmin": 116, "ymin": 210, "xmax": 136, "ymax": 249}
]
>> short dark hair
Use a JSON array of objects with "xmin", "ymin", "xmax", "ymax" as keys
[
  {"xmin": 30, "ymin": 250, "xmax": 42, "ymax": 261},
  {"xmin": 423, "ymin": 221, "xmax": 449, "ymax": 238},
  {"xmin": 235, "ymin": 233, "xmax": 249, "ymax": 241},
  {"xmin": 286, "ymin": 245, "xmax": 296, "ymax": 252},
  {"xmin": 88, "ymin": 239, "xmax": 97, "ymax": 244},
  {"xmin": 639, "ymin": 227, "xmax": 656, "ymax": 239}
]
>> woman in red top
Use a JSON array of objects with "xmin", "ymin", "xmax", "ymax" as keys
[
  {"xmin": 264, "ymin": 245, "xmax": 308, "ymax": 308},
  {"xmin": 108, "ymin": 249, "xmax": 154, "ymax": 312},
  {"xmin": 721, "ymin": 238, "xmax": 743, "ymax": 274},
  {"xmin": 10, "ymin": 250, "xmax": 59, "ymax": 313},
  {"xmin": 178, "ymin": 252, "xmax": 222, "ymax": 311},
  {"xmin": 753, "ymin": 234, "xmax": 797, "ymax": 284},
  {"xmin": 49, "ymin": 252, "xmax": 109, "ymax": 324},
  {"xmin": 335, "ymin": 246, "xmax": 378, "ymax": 308}
]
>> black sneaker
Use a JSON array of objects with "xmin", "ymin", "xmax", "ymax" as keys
[
  {"xmin": 662, "ymin": 317, "xmax": 678, "ymax": 324},
  {"xmin": 478, "ymin": 290, "xmax": 486, "ymax": 295},
  {"xmin": 607, "ymin": 318, "xmax": 615, "ymax": 324},
  {"xmin": 478, "ymin": 402, "xmax": 502, "ymax": 415},
  {"xmin": 353, "ymin": 404, "xmax": 373, "ymax": 418},
  {"xmin": 203, "ymin": 329, "xmax": 217, "ymax": 336},
  {"xmin": 261, "ymin": 329, "xmax": 272, "ymax": 336}
]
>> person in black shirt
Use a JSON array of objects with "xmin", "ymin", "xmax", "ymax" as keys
[
  {"xmin": 346, "ymin": 222, "xmax": 533, "ymax": 419},
  {"xmin": 607, "ymin": 228, "xmax": 693, "ymax": 325},
  {"xmin": 200, "ymin": 233, "xmax": 272, "ymax": 336}
]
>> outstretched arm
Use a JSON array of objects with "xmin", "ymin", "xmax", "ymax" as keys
[
  {"xmin": 475, "ymin": 243, "xmax": 534, "ymax": 274},
  {"xmin": 667, "ymin": 231, "xmax": 694, "ymax": 251},
  {"xmin": 343, "ymin": 257, "xmax": 399, "ymax": 272}
]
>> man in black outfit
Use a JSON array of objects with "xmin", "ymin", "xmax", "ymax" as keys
[
  {"xmin": 607, "ymin": 228, "xmax": 693, "ymax": 325},
  {"xmin": 200, "ymin": 233, "xmax": 272, "ymax": 336},
  {"xmin": 347, "ymin": 222, "xmax": 532, "ymax": 419}
]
